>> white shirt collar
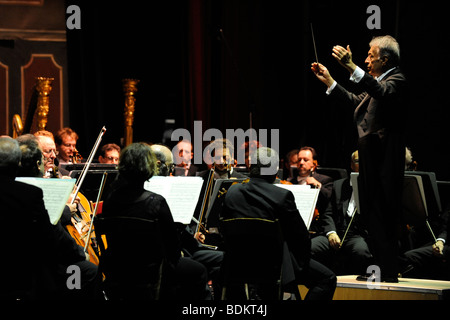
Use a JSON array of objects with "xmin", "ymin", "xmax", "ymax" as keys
[{"xmin": 376, "ymin": 67, "xmax": 397, "ymax": 82}]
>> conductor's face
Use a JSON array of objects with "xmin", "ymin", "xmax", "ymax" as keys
[{"xmin": 365, "ymin": 45, "xmax": 384, "ymax": 78}]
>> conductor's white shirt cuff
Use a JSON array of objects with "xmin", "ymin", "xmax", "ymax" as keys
[
  {"xmin": 350, "ymin": 66, "xmax": 365, "ymax": 83},
  {"xmin": 326, "ymin": 81, "xmax": 337, "ymax": 95}
]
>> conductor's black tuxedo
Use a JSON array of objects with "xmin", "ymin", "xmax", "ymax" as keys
[{"xmin": 330, "ymin": 67, "xmax": 408, "ymax": 280}]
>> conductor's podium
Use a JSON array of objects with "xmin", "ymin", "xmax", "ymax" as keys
[{"xmin": 299, "ymin": 275, "xmax": 450, "ymax": 300}]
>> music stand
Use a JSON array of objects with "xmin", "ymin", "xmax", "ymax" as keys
[
  {"xmin": 402, "ymin": 175, "xmax": 437, "ymax": 242},
  {"xmin": 68, "ymin": 165, "xmax": 119, "ymax": 202}
]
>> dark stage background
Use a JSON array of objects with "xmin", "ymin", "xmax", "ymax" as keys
[{"xmin": 65, "ymin": 0, "xmax": 450, "ymax": 182}]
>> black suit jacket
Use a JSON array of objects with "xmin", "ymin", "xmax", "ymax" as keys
[
  {"xmin": 0, "ymin": 174, "xmax": 57, "ymax": 297},
  {"xmin": 333, "ymin": 177, "xmax": 368, "ymax": 238},
  {"xmin": 221, "ymin": 177, "xmax": 311, "ymax": 271},
  {"xmin": 331, "ymin": 68, "xmax": 407, "ymax": 138}
]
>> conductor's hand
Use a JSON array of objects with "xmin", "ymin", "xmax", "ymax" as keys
[
  {"xmin": 311, "ymin": 62, "xmax": 334, "ymax": 87},
  {"xmin": 332, "ymin": 45, "xmax": 357, "ymax": 74},
  {"xmin": 328, "ymin": 233, "xmax": 341, "ymax": 250},
  {"xmin": 432, "ymin": 240, "xmax": 444, "ymax": 257}
]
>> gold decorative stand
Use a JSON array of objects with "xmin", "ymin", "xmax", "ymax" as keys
[
  {"xmin": 122, "ymin": 79, "xmax": 139, "ymax": 147},
  {"xmin": 35, "ymin": 77, "xmax": 54, "ymax": 131}
]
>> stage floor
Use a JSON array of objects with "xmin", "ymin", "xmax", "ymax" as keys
[{"xmin": 299, "ymin": 275, "xmax": 450, "ymax": 300}]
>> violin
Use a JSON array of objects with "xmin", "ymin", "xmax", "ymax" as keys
[
  {"xmin": 65, "ymin": 127, "xmax": 107, "ymax": 264},
  {"xmin": 66, "ymin": 193, "xmax": 100, "ymax": 265}
]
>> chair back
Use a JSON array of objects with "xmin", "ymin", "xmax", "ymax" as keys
[
  {"xmin": 94, "ymin": 216, "xmax": 165, "ymax": 300},
  {"xmin": 219, "ymin": 217, "xmax": 284, "ymax": 299},
  {"xmin": 316, "ymin": 167, "xmax": 348, "ymax": 181}
]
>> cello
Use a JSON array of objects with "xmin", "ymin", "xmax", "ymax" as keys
[{"xmin": 65, "ymin": 126, "xmax": 107, "ymax": 265}]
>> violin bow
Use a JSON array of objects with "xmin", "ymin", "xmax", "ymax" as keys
[
  {"xmin": 71, "ymin": 126, "xmax": 107, "ymax": 204},
  {"xmin": 195, "ymin": 167, "xmax": 215, "ymax": 235},
  {"xmin": 339, "ymin": 207, "xmax": 357, "ymax": 249},
  {"xmin": 84, "ymin": 171, "xmax": 108, "ymax": 254}
]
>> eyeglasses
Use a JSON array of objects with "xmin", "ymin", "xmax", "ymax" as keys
[{"xmin": 105, "ymin": 156, "xmax": 119, "ymax": 162}]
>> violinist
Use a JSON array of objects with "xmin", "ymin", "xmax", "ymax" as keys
[
  {"xmin": 34, "ymin": 130, "xmax": 76, "ymax": 225},
  {"xmin": 14, "ymin": 135, "xmax": 102, "ymax": 300},
  {"xmin": 1, "ymin": 136, "xmax": 57, "ymax": 299},
  {"xmin": 291, "ymin": 146, "xmax": 334, "ymax": 230},
  {"xmin": 34, "ymin": 130, "xmax": 59, "ymax": 178}
]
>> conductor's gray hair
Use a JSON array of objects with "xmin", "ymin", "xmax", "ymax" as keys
[
  {"xmin": 369, "ymin": 35, "xmax": 400, "ymax": 67},
  {"xmin": 0, "ymin": 137, "xmax": 21, "ymax": 167},
  {"xmin": 249, "ymin": 146, "xmax": 279, "ymax": 176}
]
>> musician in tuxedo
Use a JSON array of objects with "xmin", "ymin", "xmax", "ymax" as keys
[
  {"xmin": 193, "ymin": 138, "xmax": 247, "ymax": 240},
  {"xmin": 15, "ymin": 134, "xmax": 101, "ymax": 300},
  {"xmin": 151, "ymin": 143, "xmax": 224, "ymax": 299},
  {"xmin": 221, "ymin": 147, "xmax": 336, "ymax": 300},
  {"xmin": 0, "ymin": 136, "xmax": 57, "ymax": 299},
  {"xmin": 290, "ymin": 146, "xmax": 334, "ymax": 235},
  {"xmin": 102, "ymin": 142, "xmax": 210, "ymax": 300},
  {"xmin": 399, "ymin": 206, "xmax": 450, "ymax": 280},
  {"xmin": 98, "ymin": 143, "xmax": 120, "ymax": 165},
  {"xmin": 311, "ymin": 35, "xmax": 408, "ymax": 282},
  {"xmin": 311, "ymin": 151, "xmax": 373, "ymax": 275},
  {"xmin": 172, "ymin": 140, "xmax": 199, "ymax": 176}
]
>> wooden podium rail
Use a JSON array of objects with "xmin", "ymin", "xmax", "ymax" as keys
[{"xmin": 299, "ymin": 275, "xmax": 450, "ymax": 300}]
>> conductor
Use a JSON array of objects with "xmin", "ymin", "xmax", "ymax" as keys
[{"xmin": 311, "ymin": 35, "xmax": 408, "ymax": 282}]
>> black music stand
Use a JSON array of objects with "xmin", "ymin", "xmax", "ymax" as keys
[
  {"xmin": 67, "ymin": 164, "xmax": 119, "ymax": 202},
  {"xmin": 402, "ymin": 174, "xmax": 437, "ymax": 242}
]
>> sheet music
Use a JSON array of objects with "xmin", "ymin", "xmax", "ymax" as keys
[
  {"xmin": 275, "ymin": 184, "xmax": 320, "ymax": 229},
  {"xmin": 15, "ymin": 177, "xmax": 76, "ymax": 225},
  {"xmin": 144, "ymin": 176, "xmax": 203, "ymax": 224}
]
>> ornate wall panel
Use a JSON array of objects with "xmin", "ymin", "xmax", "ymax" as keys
[
  {"xmin": 0, "ymin": 61, "xmax": 8, "ymax": 134},
  {"xmin": 21, "ymin": 53, "xmax": 63, "ymax": 134}
]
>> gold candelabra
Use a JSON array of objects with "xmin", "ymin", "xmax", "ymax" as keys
[
  {"xmin": 35, "ymin": 77, "xmax": 54, "ymax": 131},
  {"xmin": 122, "ymin": 78, "xmax": 139, "ymax": 147}
]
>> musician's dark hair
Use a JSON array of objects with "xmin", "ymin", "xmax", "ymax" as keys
[
  {"xmin": 118, "ymin": 142, "xmax": 158, "ymax": 184},
  {"xmin": 100, "ymin": 143, "xmax": 121, "ymax": 157},
  {"xmin": 299, "ymin": 146, "xmax": 318, "ymax": 160},
  {"xmin": 249, "ymin": 147, "xmax": 279, "ymax": 180},
  {"xmin": 16, "ymin": 134, "xmax": 43, "ymax": 177},
  {"xmin": 0, "ymin": 137, "xmax": 21, "ymax": 170}
]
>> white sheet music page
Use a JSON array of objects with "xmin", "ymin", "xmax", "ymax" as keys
[
  {"xmin": 275, "ymin": 184, "xmax": 320, "ymax": 229},
  {"xmin": 16, "ymin": 177, "xmax": 76, "ymax": 225},
  {"xmin": 144, "ymin": 176, "xmax": 203, "ymax": 224}
]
